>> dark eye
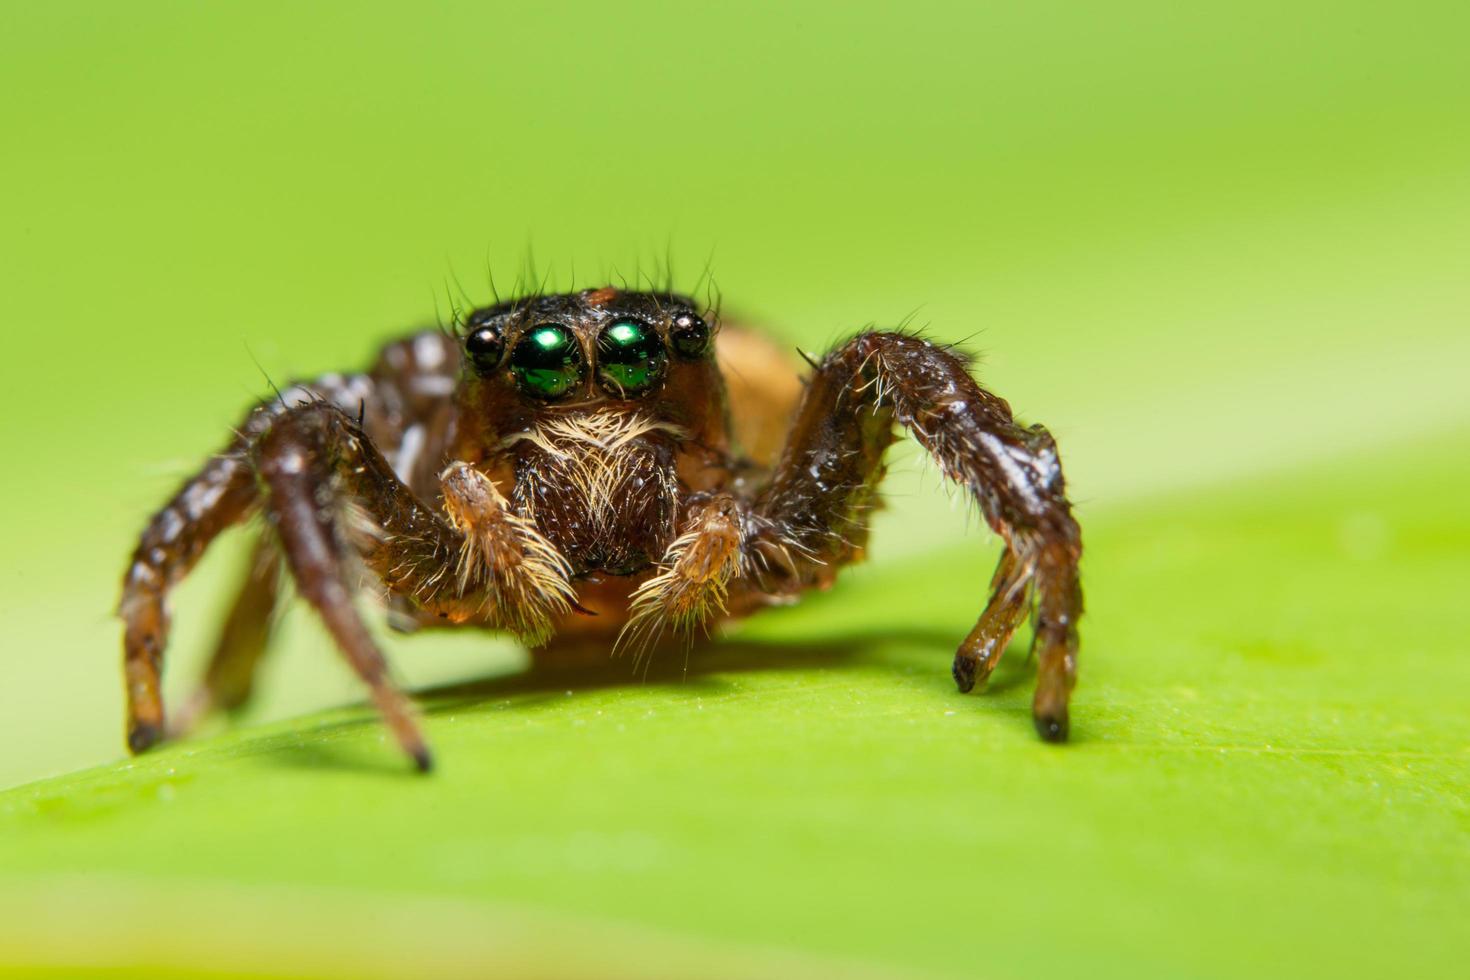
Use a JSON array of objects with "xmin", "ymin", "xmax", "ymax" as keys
[
  {"xmin": 670, "ymin": 313, "xmax": 710, "ymax": 359},
  {"xmin": 464, "ymin": 324, "xmax": 505, "ymax": 374},
  {"xmin": 597, "ymin": 319, "xmax": 667, "ymax": 396},
  {"xmin": 509, "ymin": 323, "xmax": 584, "ymax": 399}
]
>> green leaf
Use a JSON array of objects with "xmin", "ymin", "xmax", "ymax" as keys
[
  {"xmin": 3, "ymin": 3, "xmax": 1469, "ymax": 977},
  {"xmin": 1, "ymin": 432, "xmax": 1465, "ymax": 978}
]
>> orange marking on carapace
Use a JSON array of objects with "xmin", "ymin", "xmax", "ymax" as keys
[{"xmin": 583, "ymin": 287, "xmax": 619, "ymax": 307}]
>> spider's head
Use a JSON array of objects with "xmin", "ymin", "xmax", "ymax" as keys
[
  {"xmin": 453, "ymin": 287, "xmax": 728, "ymax": 575},
  {"xmin": 457, "ymin": 288, "xmax": 718, "ymax": 408}
]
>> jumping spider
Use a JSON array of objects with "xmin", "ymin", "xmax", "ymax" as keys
[{"xmin": 120, "ymin": 287, "xmax": 1083, "ymax": 770}]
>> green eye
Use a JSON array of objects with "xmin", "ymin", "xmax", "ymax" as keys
[
  {"xmin": 596, "ymin": 319, "xmax": 667, "ymax": 396},
  {"xmin": 509, "ymin": 323, "xmax": 584, "ymax": 399}
]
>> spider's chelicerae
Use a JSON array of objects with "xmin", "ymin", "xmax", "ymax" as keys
[{"xmin": 120, "ymin": 287, "xmax": 1082, "ymax": 770}]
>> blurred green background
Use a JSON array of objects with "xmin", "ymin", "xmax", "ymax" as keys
[{"xmin": 1, "ymin": 2, "xmax": 1467, "ymax": 977}]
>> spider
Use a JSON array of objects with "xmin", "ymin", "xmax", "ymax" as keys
[{"xmin": 119, "ymin": 287, "xmax": 1083, "ymax": 771}]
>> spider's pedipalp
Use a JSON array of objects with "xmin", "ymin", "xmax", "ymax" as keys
[
  {"xmin": 440, "ymin": 461, "xmax": 576, "ymax": 645},
  {"xmin": 615, "ymin": 494, "xmax": 745, "ymax": 666}
]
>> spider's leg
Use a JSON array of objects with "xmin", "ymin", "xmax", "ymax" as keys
[
  {"xmin": 245, "ymin": 404, "xmax": 581, "ymax": 768},
  {"xmin": 119, "ymin": 370, "xmax": 457, "ymax": 755},
  {"xmin": 168, "ymin": 533, "xmax": 283, "ymax": 738},
  {"xmin": 751, "ymin": 331, "xmax": 1083, "ymax": 742},
  {"xmin": 120, "ymin": 444, "xmax": 260, "ymax": 753},
  {"xmin": 952, "ymin": 548, "xmax": 1033, "ymax": 693},
  {"xmin": 251, "ymin": 402, "xmax": 443, "ymax": 771}
]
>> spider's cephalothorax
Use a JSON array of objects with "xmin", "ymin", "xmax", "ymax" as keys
[
  {"xmin": 119, "ymin": 286, "xmax": 1083, "ymax": 771},
  {"xmin": 453, "ymin": 290, "xmax": 727, "ymax": 584}
]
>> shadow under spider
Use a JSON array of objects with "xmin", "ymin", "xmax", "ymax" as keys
[
  {"xmin": 260, "ymin": 627, "xmax": 1038, "ymax": 774},
  {"xmin": 418, "ymin": 626, "xmax": 1036, "ymax": 712}
]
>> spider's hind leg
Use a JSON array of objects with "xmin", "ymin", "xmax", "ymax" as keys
[
  {"xmin": 952, "ymin": 548, "xmax": 1034, "ymax": 694},
  {"xmin": 169, "ymin": 533, "xmax": 284, "ymax": 738},
  {"xmin": 120, "ymin": 445, "xmax": 261, "ymax": 753}
]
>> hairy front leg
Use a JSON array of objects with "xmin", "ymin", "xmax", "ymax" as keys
[{"xmin": 755, "ymin": 331, "xmax": 1083, "ymax": 742}]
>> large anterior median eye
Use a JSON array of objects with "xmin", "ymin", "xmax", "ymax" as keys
[
  {"xmin": 509, "ymin": 323, "xmax": 584, "ymax": 399},
  {"xmin": 596, "ymin": 319, "xmax": 667, "ymax": 396}
]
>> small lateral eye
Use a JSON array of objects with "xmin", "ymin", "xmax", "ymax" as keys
[
  {"xmin": 509, "ymin": 323, "xmax": 584, "ymax": 399},
  {"xmin": 464, "ymin": 324, "xmax": 505, "ymax": 374},
  {"xmin": 670, "ymin": 313, "xmax": 710, "ymax": 359},
  {"xmin": 597, "ymin": 319, "xmax": 667, "ymax": 396}
]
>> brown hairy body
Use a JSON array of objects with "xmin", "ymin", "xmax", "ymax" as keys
[{"xmin": 119, "ymin": 288, "xmax": 1083, "ymax": 770}]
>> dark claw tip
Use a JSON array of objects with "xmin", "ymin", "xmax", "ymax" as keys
[
  {"xmin": 410, "ymin": 745, "xmax": 435, "ymax": 774},
  {"xmin": 127, "ymin": 722, "xmax": 163, "ymax": 755},
  {"xmin": 1034, "ymin": 712, "xmax": 1070, "ymax": 743},
  {"xmin": 952, "ymin": 656, "xmax": 977, "ymax": 693}
]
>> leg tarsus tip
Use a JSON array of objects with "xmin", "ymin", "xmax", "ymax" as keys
[
  {"xmin": 1034, "ymin": 711, "xmax": 1069, "ymax": 743},
  {"xmin": 952, "ymin": 655, "xmax": 977, "ymax": 693},
  {"xmin": 410, "ymin": 745, "xmax": 434, "ymax": 773},
  {"xmin": 127, "ymin": 722, "xmax": 163, "ymax": 755}
]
